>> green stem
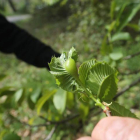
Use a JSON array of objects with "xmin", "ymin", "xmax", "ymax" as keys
[{"xmin": 74, "ymin": 76, "xmax": 105, "ymax": 110}]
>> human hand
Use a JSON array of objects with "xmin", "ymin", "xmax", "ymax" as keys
[{"xmin": 77, "ymin": 117, "xmax": 140, "ymax": 140}]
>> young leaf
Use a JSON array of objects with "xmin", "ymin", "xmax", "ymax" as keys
[
  {"xmin": 79, "ymin": 59, "xmax": 96, "ymax": 85},
  {"xmin": 68, "ymin": 47, "xmax": 78, "ymax": 61},
  {"xmin": 86, "ymin": 62, "xmax": 118, "ymax": 101},
  {"xmin": 53, "ymin": 88, "xmax": 67, "ymax": 114},
  {"xmin": 99, "ymin": 74, "xmax": 118, "ymax": 101},
  {"xmin": 109, "ymin": 102, "xmax": 137, "ymax": 119},
  {"xmin": 49, "ymin": 49, "xmax": 80, "ymax": 92}
]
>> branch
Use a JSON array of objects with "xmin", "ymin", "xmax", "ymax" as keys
[
  {"xmin": 7, "ymin": 0, "xmax": 17, "ymax": 12},
  {"xmin": 45, "ymin": 125, "xmax": 57, "ymax": 140},
  {"xmin": 9, "ymin": 114, "xmax": 51, "ymax": 128},
  {"xmin": 123, "ymin": 51, "xmax": 140, "ymax": 60},
  {"xmin": 114, "ymin": 77, "xmax": 140, "ymax": 100},
  {"xmin": 40, "ymin": 114, "xmax": 79, "ymax": 125},
  {"xmin": 21, "ymin": 122, "xmax": 50, "ymax": 128},
  {"xmin": 121, "ymin": 69, "xmax": 140, "ymax": 75}
]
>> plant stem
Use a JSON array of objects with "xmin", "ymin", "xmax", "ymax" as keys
[{"xmin": 75, "ymin": 76, "xmax": 106, "ymax": 110}]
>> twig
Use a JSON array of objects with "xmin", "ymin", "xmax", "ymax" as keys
[
  {"xmin": 114, "ymin": 77, "xmax": 140, "ymax": 100},
  {"xmin": 45, "ymin": 125, "xmax": 57, "ymax": 140},
  {"xmin": 121, "ymin": 69, "xmax": 140, "ymax": 75},
  {"xmin": 40, "ymin": 114, "xmax": 79, "ymax": 124},
  {"xmin": 123, "ymin": 51, "xmax": 140, "ymax": 60},
  {"xmin": 22, "ymin": 122, "xmax": 50, "ymax": 128},
  {"xmin": 9, "ymin": 114, "xmax": 51, "ymax": 128}
]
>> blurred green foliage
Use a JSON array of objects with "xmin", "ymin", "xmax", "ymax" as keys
[{"xmin": 0, "ymin": 0, "xmax": 140, "ymax": 139}]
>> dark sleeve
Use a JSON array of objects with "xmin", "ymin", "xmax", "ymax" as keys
[{"xmin": 0, "ymin": 14, "xmax": 60, "ymax": 69}]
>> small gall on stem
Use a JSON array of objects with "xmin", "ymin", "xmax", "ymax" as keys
[
  {"xmin": 103, "ymin": 106, "xmax": 111, "ymax": 117},
  {"xmin": 103, "ymin": 102, "xmax": 112, "ymax": 117}
]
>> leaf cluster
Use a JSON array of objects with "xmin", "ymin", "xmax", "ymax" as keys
[{"xmin": 49, "ymin": 47, "xmax": 137, "ymax": 118}]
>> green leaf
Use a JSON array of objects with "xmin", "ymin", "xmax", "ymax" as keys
[
  {"xmin": 66, "ymin": 92, "xmax": 74, "ymax": 109},
  {"xmin": 116, "ymin": 3, "xmax": 128, "ymax": 23},
  {"xmin": 14, "ymin": 89, "xmax": 23, "ymax": 102},
  {"xmin": 99, "ymin": 74, "xmax": 118, "ymax": 101},
  {"xmin": 79, "ymin": 59, "xmax": 96, "ymax": 85},
  {"xmin": 109, "ymin": 52, "xmax": 123, "ymax": 60},
  {"xmin": 101, "ymin": 35, "xmax": 112, "ymax": 55},
  {"xmin": 0, "ymin": 74, "xmax": 6, "ymax": 81},
  {"xmin": 110, "ymin": 1, "xmax": 116, "ymax": 20},
  {"xmin": 110, "ymin": 102, "xmax": 137, "ymax": 119},
  {"xmin": 111, "ymin": 32, "xmax": 131, "ymax": 42},
  {"xmin": 116, "ymin": 4, "xmax": 140, "ymax": 32},
  {"xmin": 53, "ymin": 88, "xmax": 67, "ymax": 114},
  {"xmin": 36, "ymin": 90, "xmax": 56, "ymax": 115},
  {"xmin": 30, "ymin": 87, "xmax": 41, "ymax": 103},
  {"xmin": 43, "ymin": 0, "xmax": 59, "ymax": 5},
  {"xmin": 86, "ymin": 62, "xmax": 118, "ymax": 101},
  {"xmin": 79, "ymin": 102, "xmax": 89, "ymax": 118},
  {"xmin": 68, "ymin": 47, "xmax": 78, "ymax": 61},
  {"xmin": 106, "ymin": 21, "xmax": 116, "ymax": 32},
  {"xmin": 28, "ymin": 97, "xmax": 35, "ymax": 110},
  {"xmin": 3, "ymin": 132, "xmax": 21, "ymax": 140},
  {"xmin": 0, "ymin": 87, "xmax": 15, "ymax": 97},
  {"xmin": 49, "ymin": 48, "xmax": 80, "ymax": 92},
  {"xmin": 127, "ymin": 23, "xmax": 140, "ymax": 31},
  {"xmin": 0, "ymin": 130, "xmax": 7, "ymax": 140}
]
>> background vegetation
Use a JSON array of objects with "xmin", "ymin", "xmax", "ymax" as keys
[{"xmin": 0, "ymin": 0, "xmax": 140, "ymax": 139}]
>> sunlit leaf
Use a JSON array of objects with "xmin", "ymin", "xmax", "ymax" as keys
[
  {"xmin": 14, "ymin": 89, "xmax": 23, "ymax": 102},
  {"xmin": 53, "ymin": 88, "xmax": 67, "ymax": 114},
  {"xmin": 111, "ymin": 32, "xmax": 131, "ymax": 42},
  {"xmin": 79, "ymin": 59, "xmax": 96, "ymax": 85},
  {"xmin": 110, "ymin": 102, "xmax": 137, "ymax": 118},
  {"xmin": 68, "ymin": 47, "xmax": 78, "ymax": 61},
  {"xmin": 86, "ymin": 63, "xmax": 118, "ymax": 101},
  {"xmin": 109, "ymin": 52, "xmax": 123, "ymax": 60},
  {"xmin": 36, "ymin": 90, "xmax": 56, "ymax": 115},
  {"xmin": 99, "ymin": 74, "xmax": 118, "ymax": 101},
  {"xmin": 49, "ymin": 48, "xmax": 80, "ymax": 92},
  {"xmin": 43, "ymin": 0, "xmax": 59, "ymax": 5},
  {"xmin": 30, "ymin": 87, "xmax": 41, "ymax": 103}
]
